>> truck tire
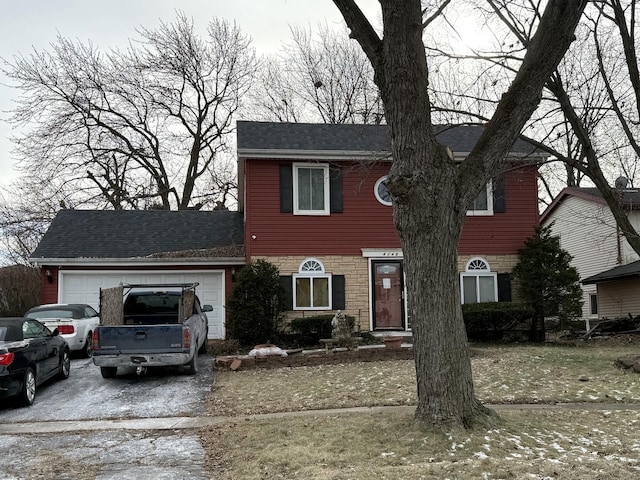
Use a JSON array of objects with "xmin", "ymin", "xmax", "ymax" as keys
[
  {"xmin": 198, "ymin": 334, "xmax": 208, "ymax": 354},
  {"xmin": 185, "ymin": 354, "xmax": 198, "ymax": 375},
  {"xmin": 100, "ymin": 367, "xmax": 117, "ymax": 378}
]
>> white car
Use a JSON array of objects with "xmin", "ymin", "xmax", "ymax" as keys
[{"xmin": 24, "ymin": 304, "xmax": 100, "ymax": 357}]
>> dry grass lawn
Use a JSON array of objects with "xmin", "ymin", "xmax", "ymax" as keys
[{"xmin": 203, "ymin": 342, "xmax": 640, "ymax": 479}]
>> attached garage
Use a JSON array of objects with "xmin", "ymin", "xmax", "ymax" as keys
[
  {"xmin": 29, "ymin": 210, "xmax": 246, "ymax": 340},
  {"xmin": 59, "ymin": 269, "xmax": 226, "ymax": 339}
]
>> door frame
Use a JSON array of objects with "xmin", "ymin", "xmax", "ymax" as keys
[{"xmin": 369, "ymin": 258, "xmax": 408, "ymax": 331}]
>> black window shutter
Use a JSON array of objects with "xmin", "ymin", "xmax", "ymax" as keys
[
  {"xmin": 280, "ymin": 276, "xmax": 293, "ymax": 310},
  {"xmin": 329, "ymin": 166, "xmax": 343, "ymax": 213},
  {"xmin": 497, "ymin": 273, "xmax": 512, "ymax": 302},
  {"xmin": 332, "ymin": 275, "xmax": 346, "ymax": 310},
  {"xmin": 493, "ymin": 176, "xmax": 506, "ymax": 213},
  {"xmin": 280, "ymin": 164, "xmax": 293, "ymax": 213}
]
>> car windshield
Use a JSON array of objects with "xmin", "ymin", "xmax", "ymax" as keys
[{"xmin": 27, "ymin": 310, "xmax": 75, "ymax": 319}]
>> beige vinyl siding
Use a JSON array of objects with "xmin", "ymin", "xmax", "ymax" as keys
[
  {"xmin": 622, "ymin": 213, "xmax": 640, "ymax": 264},
  {"xmin": 543, "ymin": 196, "xmax": 637, "ymax": 319},
  {"xmin": 597, "ymin": 279, "xmax": 640, "ymax": 318}
]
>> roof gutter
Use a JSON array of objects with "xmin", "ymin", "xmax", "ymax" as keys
[
  {"xmin": 29, "ymin": 257, "xmax": 247, "ymax": 267},
  {"xmin": 237, "ymin": 148, "xmax": 547, "ymax": 163}
]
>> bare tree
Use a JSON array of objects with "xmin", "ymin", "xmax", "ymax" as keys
[
  {"xmin": 249, "ymin": 23, "xmax": 383, "ymax": 124},
  {"xmin": 0, "ymin": 264, "xmax": 40, "ymax": 315},
  {"xmin": 2, "ymin": 13, "xmax": 256, "ymax": 211},
  {"xmin": 331, "ymin": 0, "xmax": 586, "ymax": 429}
]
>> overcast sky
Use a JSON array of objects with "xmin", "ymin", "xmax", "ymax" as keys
[{"xmin": 0, "ymin": 0, "xmax": 379, "ymax": 187}]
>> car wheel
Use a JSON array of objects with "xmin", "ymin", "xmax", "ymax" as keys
[
  {"xmin": 185, "ymin": 353, "xmax": 198, "ymax": 375},
  {"xmin": 58, "ymin": 348, "xmax": 71, "ymax": 380},
  {"xmin": 85, "ymin": 332, "xmax": 93, "ymax": 357},
  {"xmin": 20, "ymin": 368, "xmax": 36, "ymax": 406},
  {"xmin": 100, "ymin": 367, "xmax": 117, "ymax": 378}
]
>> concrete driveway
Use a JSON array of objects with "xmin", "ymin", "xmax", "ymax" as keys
[{"xmin": 0, "ymin": 354, "xmax": 216, "ymax": 479}]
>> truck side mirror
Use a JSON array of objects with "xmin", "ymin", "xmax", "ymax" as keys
[{"xmin": 201, "ymin": 305, "xmax": 213, "ymax": 312}]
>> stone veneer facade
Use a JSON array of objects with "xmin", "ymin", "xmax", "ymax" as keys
[{"xmin": 258, "ymin": 254, "xmax": 520, "ymax": 333}]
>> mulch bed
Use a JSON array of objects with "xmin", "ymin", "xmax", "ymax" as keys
[{"xmin": 214, "ymin": 346, "xmax": 414, "ymax": 371}]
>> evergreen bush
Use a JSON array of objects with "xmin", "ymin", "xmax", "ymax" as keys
[
  {"xmin": 462, "ymin": 302, "xmax": 534, "ymax": 341},
  {"xmin": 226, "ymin": 260, "xmax": 286, "ymax": 347}
]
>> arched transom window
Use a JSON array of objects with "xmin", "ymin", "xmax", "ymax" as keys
[
  {"xmin": 294, "ymin": 258, "xmax": 332, "ymax": 310},
  {"xmin": 460, "ymin": 257, "xmax": 497, "ymax": 304}
]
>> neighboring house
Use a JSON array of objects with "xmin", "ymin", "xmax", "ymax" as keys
[
  {"xmin": 28, "ymin": 209, "xmax": 245, "ymax": 339},
  {"xmin": 582, "ymin": 260, "xmax": 640, "ymax": 319},
  {"xmin": 541, "ymin": 187, "xmax": 640, "ymax": 321},
  {"xmin": 237, "ymin": 121, "xmax": 546, "ymax": 334}
]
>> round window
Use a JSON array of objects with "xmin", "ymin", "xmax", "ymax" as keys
[{"xmin": 374, "ymin": 176, "xmax": 392, "ymax": 206}]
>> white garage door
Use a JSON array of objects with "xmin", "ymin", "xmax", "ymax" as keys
[{"xmin": 58, "ymin": 270, "xmax": 225, "ymax": 339}]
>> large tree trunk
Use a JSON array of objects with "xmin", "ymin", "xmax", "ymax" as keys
[
  {"xmin": 377, "ymin": 0, "xmax": 495, "ymax": 429},
  {"xmin": 333, "ymin": 0, "xmax": 586, "ymax": 430}
]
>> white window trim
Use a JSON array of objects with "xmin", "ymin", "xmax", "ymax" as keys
[
  {"xmin": 293, "ymin": 258, "xmax": 332, "ymax": 310},
  {"xmin": 293, "ymin": 163, "xmax": 330, "ymax": 215},
  {"xmin": 466, "ymin": 180, "xmax": 494, "ymax": 216},
  {"xmin": 374, "ymin": 176, "xmax": 392, "ymax": 206},
  {"xmin": 460, "ymin": 257, "xmax": 498, "ymax": 304}
]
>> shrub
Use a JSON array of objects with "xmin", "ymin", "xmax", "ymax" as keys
[
  {"xmin": 462, "ymin": 302, "xmax": 534, "ymax": 342},
  {"xmin": 289, "ymin": 314, "xmax": 355, "ymax": 347},
  {"xmin": 226, "ymin": 260, "xmax": 286, "ymax": 347}
]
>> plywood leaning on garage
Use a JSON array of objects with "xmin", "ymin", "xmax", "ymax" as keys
[
  {"xmin": 180, "ymin": 289, "xmax": 195, "ymax": 322},
  {"xmin": 100, "ymin": 285, "xmax": 124, "ymax": 326}
]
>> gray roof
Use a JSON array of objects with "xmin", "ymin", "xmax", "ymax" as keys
[
  {"xmin": 236, "ymin": 121, "xmax": 542, "ymax": 156},
  {"xmin": 582, "ymin": 260, "xmax": 640, "ymax": 285},
  {"xmin": 30, "ymin": 210, "xmax": 244, "ymax": 260},
  {"xmin": 572, "ymin": 187, "xmax": 640, "ymax": 209}
]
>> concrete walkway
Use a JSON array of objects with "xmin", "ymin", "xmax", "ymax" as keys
[{"xmin": 3, "ymin": 402, "xmax": 640, "ymax": 435}]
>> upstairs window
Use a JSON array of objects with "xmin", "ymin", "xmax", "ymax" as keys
[
  {"xmin": 467, "ymin": 181, "xmax": 494, "ymax": 216},
  {"xmin": 293, "ymin": 163, "xmax": 330, "ymax": 215},
  {"xmin": 460, "ymin": 257, "xmax": 497, "ymax": 304},
  {"xmin": 293, "ymin": 258, "xmax": 332, "ymax": 310}
]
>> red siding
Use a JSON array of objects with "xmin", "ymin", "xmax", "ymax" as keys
[
  {"xmin": 245, "ymin": 160, "xmax": 539, "ymax": 258},
  {"xmin": 459, "ymin": 164, "xmax": 539, "ymax": 255},
  {"xmin": 246, "ymin": 160, "xmax": 399, "ymax": 257}
]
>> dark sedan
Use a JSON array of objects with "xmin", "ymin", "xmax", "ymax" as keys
[{"xmin": 0, "ymin": 317, "xmax": 70, "ymax": 406}]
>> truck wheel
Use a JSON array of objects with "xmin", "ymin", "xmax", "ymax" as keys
[
  {"xmin": 100, "ymin": 367, "xmax": 117, "ymax": 378},
  {"xmin": 84, "ymin": 333, "xmax": 93, "ymax": 357},
  {"xmin": 185, "ymin": 354, "xmax": 198, "ymax": 375},
  {"xmin": 20, "ymin": 368, "xmax": 36, "ymax": 406},
  {"xmin": 198, "ymin": 334, "xmax": 208, "ymax": 354}
]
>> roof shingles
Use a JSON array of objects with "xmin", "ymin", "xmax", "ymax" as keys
[{"xmin": 30, "ymin": 210, "xmax": 244, "ymax": 260}]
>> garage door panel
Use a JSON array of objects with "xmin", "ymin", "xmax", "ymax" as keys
[{"xmin": 59, "ymin": 270, "xmax": 225, "ymax": 339}]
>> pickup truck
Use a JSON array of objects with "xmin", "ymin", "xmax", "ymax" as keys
[{"xmin": 92, "ymin": 283, "xmax": 212, "ymax": 378}]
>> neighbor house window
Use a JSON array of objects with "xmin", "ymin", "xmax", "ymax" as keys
[
  {"xmin": 589, "ymin": 294, "xmax": 598, "ymax": 315},
  {"xmin": 293, "ymin": 163, "xmax": 330, "ymax": 215},
  {"xmin": 467, "ymin": 181, "xmax": 493, "ymax": 216},
  {"xmin": 460, "ymin": 257, "xmax": 497, "ymax": 304},
  {"xmin": 293, "ymin": 258, "xmax": 332, "ymax": 310}
]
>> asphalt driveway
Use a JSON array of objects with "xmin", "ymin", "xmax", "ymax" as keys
[{"xmin": 0, "ymin": 354, "xmax": 216, "ymax": 479}]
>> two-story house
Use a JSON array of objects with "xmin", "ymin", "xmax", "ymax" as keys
[
  {"xmin": 237, "ymin": 121, "xmax": 545, "ymax": 334},
  {"xmin": 541, "ymin": 187, "xmax": 640, "ymax": 321}
]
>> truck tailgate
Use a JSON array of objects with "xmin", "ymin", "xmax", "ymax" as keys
[{"xmin": 94, "ymin": 325, "xmax": 186, "ymax": 354}]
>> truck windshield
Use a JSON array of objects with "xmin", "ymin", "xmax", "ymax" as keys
[{"xmin": 125, "ymin": 293, "xmax": 180, "ymax": 315}]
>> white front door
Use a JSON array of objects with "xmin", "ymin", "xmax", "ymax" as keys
[{"xmin": 58, "ymin": 270, "xmax": 225, "ymax": 339}]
